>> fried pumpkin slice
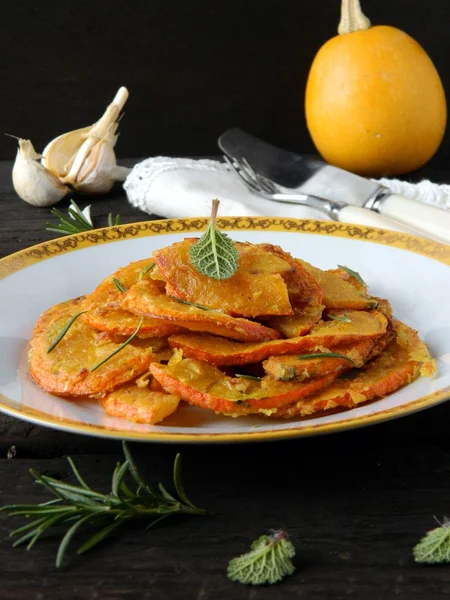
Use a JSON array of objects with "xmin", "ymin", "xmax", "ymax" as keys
[
  {"xmin": 256, "ymin": 245, "xmax": 324, "ymax": 337},
  {"xmin": 168, "ymin": 310, "xmax": 388, "ymax": 366},
  {"xmin": 274, "ymin": 320, "xmax": 436, "ymax": 418},
  {"xmin": 150, "ymin": 358, "xmax": 336, "ymax": 416},
  {"xmin": 153, "ymin": 239, "xmax": 294, "ymax": 317},
  {"xmin": 298, "ymin": 260, "xmax": 377, "ymax": 310},
  {"xmin": 120, "ymin": 280, "xmax": 281, "ymax": 342},
  {"xmin": 29, "ymin": 297, "xmax": 163, "ymax": 397},
  {"xmin": 83, "ymin": 258, "xmax": 179, "ymax": 337},
  {"xmin": 99, "ymin": 383, "xmax": 180, "ymax": 424},
  {"xmin": 263, "ymin": 337, "xmax": 378, "ymax": 381},
  {"xmin": 263, "ymin": 329, "xmax": 396, "ymax": 381}
]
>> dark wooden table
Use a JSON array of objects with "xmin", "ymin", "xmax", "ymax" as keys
[{"xmin": 1, "ymin": 159, "xmax": 450, "ymax": 599}]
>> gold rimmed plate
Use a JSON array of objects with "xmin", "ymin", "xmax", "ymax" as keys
[{"xmin": 1, "ymin": 217, "xmax": 449, "ymax": 443}]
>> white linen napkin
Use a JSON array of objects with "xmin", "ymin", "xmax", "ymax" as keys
[{"xmin": 124, "ymin": 157, "xmax": 450, "ymax": 219}]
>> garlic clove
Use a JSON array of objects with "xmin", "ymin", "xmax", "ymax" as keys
[
  {"xmin": 41, "ymin": 126, "xmax": 92, "ymax": 178},
  {"xmin": 12, "ymin": 139, "xmax": 69, "ymax": 207},
  {"xmin": 76, "ymin": 136, "xmax": 121, "ymax": 194},
  {"xmin": 41, "ymin": 86, "xmax": 131, "ymax": 195}
]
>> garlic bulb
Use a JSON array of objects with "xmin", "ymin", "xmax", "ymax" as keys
[
  {"xmin": 12, "ymin": 139, "xmax": 69, "ymax": 207},
  {"xmin": 42, "ymin": 87, "xmax": 131, "ymax": 195}
]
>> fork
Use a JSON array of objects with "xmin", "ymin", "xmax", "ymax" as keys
[{"xmin": 224, "ymin": 155, "xmax": 427, "ymax": 236}]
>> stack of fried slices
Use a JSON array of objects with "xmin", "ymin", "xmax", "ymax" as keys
[{"xmin": 30, "ymin": 240, "xmax": 435, "ymax": 424}]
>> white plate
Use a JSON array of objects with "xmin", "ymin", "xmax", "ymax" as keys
[{"xmin": 1, "ymin": 217, "xmax": 449, "ymax": 443}]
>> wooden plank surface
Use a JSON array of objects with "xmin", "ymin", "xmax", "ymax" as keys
[{"xmin": 1, "ymin": 159, "xmax": 450, "ymax": 598}]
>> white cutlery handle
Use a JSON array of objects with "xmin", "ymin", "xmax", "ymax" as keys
[
  {"xmin": 377, "ymin": 194, "xmax": 450, "ymax": 244},
  {"xmin": 337, "ymin": 205, "xmax": 425, "ymax": 235}
]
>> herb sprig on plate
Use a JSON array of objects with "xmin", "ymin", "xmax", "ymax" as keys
[{"xmin": 189, "ymin": 199, "xmax": 239, "ymax": 280}]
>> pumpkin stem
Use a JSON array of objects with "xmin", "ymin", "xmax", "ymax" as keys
[{"xmin": 338, "ymin": 0, "xmax": 371, "ymax": 34}]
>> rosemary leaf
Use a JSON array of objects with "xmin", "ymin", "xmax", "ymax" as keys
[
  {"xmin": 173, "ymin": 454, "xmax": 204, "ymax": 512},
  {"xmin": 56, "ymin": 514, "xmax": 94, "ymax": 568},
  {"xmin": 296, "ymin": 352, "xmax": 358, "ymax": 367},
  {"xmin": 77, "ymin": 519, "xmax": 127, "ymax": 555},
  {"xmin": 113, "ymin": 278, "xmax": 127, "ymax": 293},
  {"xmin": 90, "ymin": 318, "xmax": 143, "ymax": 372},
  {"xmin": 138, "ymin": 263, "xmax": 155, "ymax": 281},
  {"xmin": 47, "ymin": 311, "xmax": 88, "ymax": 353},
  {"xmin": 337, "ymin": 265, "xmax": 365, "ymax": 286},
  {"xmin": 169, "ymin": 296, "xmax": 212, "ymax": 311},
  {"xmin": 189, "ymin": 199, "xmax": 239, "ymax": 280},
  {"xmin": 235, "ymin": 374, "xmax": 262, "ymax": 382},
  {"xmin": 108, "ymin": 213, "xmax": 121, "ymax": 227},
  {"xmin": 328, "ymin": 311, "xmax": 352, "ymax": 323}
]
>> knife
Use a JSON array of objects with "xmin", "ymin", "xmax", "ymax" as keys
[{"xmin": 218, "ymin": 128, "xmax": 450, "ymax": 244}]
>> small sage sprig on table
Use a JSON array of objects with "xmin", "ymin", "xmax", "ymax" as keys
[
  {"xmin": 227, "ymin": 530, "xmax": 296, "ymax": 585},
  {"xmin": 414, "ymin": 517, "xmax": 450, "ymax": 564},
  {"xmin": 0, "ymin": 441, "xmax": 207, "ymax": 568},
  {"xmin": 189, "ymin": 199, "xmax": 239, "ymax": 280}
]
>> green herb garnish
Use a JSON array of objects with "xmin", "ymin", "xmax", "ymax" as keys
[
  {"xmin": 296, "ymin": 352, "xmax": 358, "ymax": 367},
  {"xmin": 169, "ymin": 296, "xmax": 212, "ymax": 311},
  {"xmin": 90, "ymin": 318, "xmax": 143, "ymax": 372},
  {"xmin": 47, "ymin": 311, "xmax": 88, "ymax": 353},
  {"xmin": 46, "ymin": 200, "xmax": 121, "ymax": 235},
  {"xmin": 414, "ymin": 517, "xmax": 450, "ymax": 564},
  {"xmin": 107, "ymin": 213, "xmax": 121, "ymax": 227},
  {"xmin": 189, "ymin": 199, "xmax": 239, "ymax": 280},
  {"xmin": 337, "ymin": 265, "xmax": 365, "ymax": 286},
  {"xmin": 235, "ymin": 374, "xmax": 262, "ymax": 382},
  {"xmin": 138, "ymin": 263, "xmax": 155, "ymax": 281},
  {"xmin": 113, "ymin": 278, "xmax": 127, "ymax": 293},
  {"xmin": 227, "ymin": 530, "xmax": 295, "ymax": 585},
  {"xmin": 328, "ymin": 311, "xmax": 352, "ymax": 323},
  {"xmin": 0, "ymin": 441, "xmax": 207, "ymax": 568}
]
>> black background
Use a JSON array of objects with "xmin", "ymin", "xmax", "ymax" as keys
[{"xmin": 1, "ymin": 0, "xmax": 450, "ymax": 164}]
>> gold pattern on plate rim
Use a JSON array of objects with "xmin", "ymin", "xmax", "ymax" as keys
[
  {"xmin": 1, "ymin": 217, "xmax": 449, "ymax": 442},
  {"xmin": 1, "ymin": 217, "xmax": 449, "ymax": 280}
]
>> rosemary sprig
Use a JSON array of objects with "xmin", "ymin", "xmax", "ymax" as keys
[
  {"xmin": 90, "ymin": 318, "xmax": 143, "ymax": 372},
  {"xmin": 328, "ymin": 311, "xmax": 352, "ymax": 323},
  {"xmin": 296, "ymin": 352, "xmax": 358, "ymax": 367},
  {"xmin": 47, "ymin": 311, "xmax": 88, "ymax": 353},
  {"xmin": 113, "ymin": 278, "xmax": 127, "ymax": 293},
  {"xmin": 337, "ymin": 265, "xmax": 365, "ymax": 286},
  {"xmin": 138, "ymin": 263, "xmax": 155, "ymax": 281},
  {"xmin": 235, "ymin": 374, "xmax": 262, "ymax": 382},
  {"xmin": 189, "ymin": 199, "xmax": 239, "ymax": 280},
  {"xmin": 46, "ymin": 200, "xmax": 121, "ymax": 235},
  {"xmin": 0, "ymin": 442, "xmax": 207, "ymax": 568},
  {"xmin": 168, "ymin": 296, "xmax": 212, "ymax": 311}
]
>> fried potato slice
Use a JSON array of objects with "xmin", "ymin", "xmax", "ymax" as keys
[
  {"xmin": 298, "ymin": 260, "xmax": 377, "ymax": 310},
  {"xmin": 274, "ymin": 320, "xmax": 436, "ymax": 418},
  {"xmin": 168, "ymin": 310, "xmax": 388, "ymax": 366},
  {"xmin": 83, "ymin": 258, "xmax": 179, "ymax": 337},
  {"xmin": 257, "ymin": 245, "xmax": 324, "ymax": 337},
  {"xmin": 30, "ymin": 297, "xmax": 162, "ymax": 397},
  {"xmin": 153, "ymin": 239, "xmax": 293, "ymax": 317},
  {"xmin": 150, "ymin": 358, "xmax": 336, "ymax": 416},
  {"xmin": 99, "ymin": 384, "xmax": 180, "ymax": 424},
  {"xmin": 120, "ymin": 280, "xmax": 281, "ymax": 342}
]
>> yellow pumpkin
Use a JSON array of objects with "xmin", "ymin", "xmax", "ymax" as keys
[{"xmin": 305, "ymin": 0, "xmax": 447, "ymax": 176}]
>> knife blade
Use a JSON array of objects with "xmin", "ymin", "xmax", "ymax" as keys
[{"xmin": 218, "ymin": 128, "xmax": 450, "ymax": 244}]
